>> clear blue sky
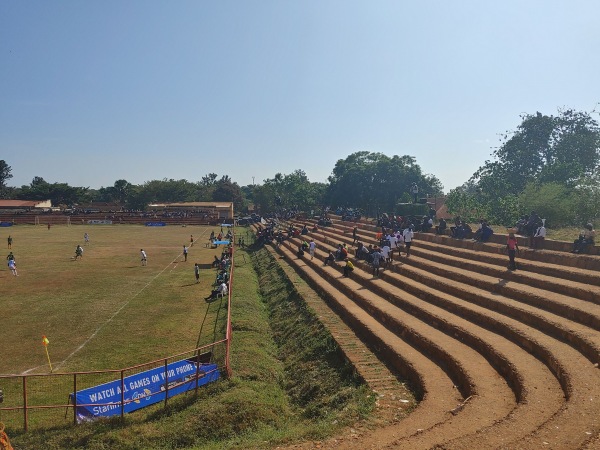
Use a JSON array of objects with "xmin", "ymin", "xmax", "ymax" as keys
[{"xmin": 2, "ymin": 1, "xmax": 599, "ymax": 193}]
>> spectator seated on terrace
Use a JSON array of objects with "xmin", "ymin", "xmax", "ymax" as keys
[
  {"xmin": 572, "ymin": 223, "xmax": 596, "ymax": 254},
  {"xmin": 343, "ymin": 258, "xmax": 354, "ymax": 277},
  {"xmin": 453, "ymin": 222, "xmax": 473, "ymax": 239},
  {"xmin": 296, "ymin": 245, "xmax": 305, "ymax": 258},
  {"xmin": 421, "ymin": 216, "xmax": 433, "ymax": 233},
  {"xmin": 318, "ymin": 217, "xmax": 332, "ymax": 227},
  {"xmin": 436, "ymin": 218, "xmax": 447, "ymax": 235},
  {"xmin": 301, "ymin": 225, "xmax": 309, "ymax": 235},
  {"xmin": 335, "ymin": 244, "xmax": 348, "ymax": 261},
  {"xmin": 205, "ymin": 282, "xmax": 228, "ymax": 301},
  {"xmin": 531, "ymin": 219, "xmax": 546, "ymax": 249},
  {"xmin": 323, "ymin": 251, "xmax": 335, "ymax": 266},
  {"xmin": 215, "ymin": 269, "xmax": 229, "ymax": 285},
  {"xmin": 312, "ymin": 223, "xmax": 319, "ymax": 232},
  {"xmin": 475, "ymin": 222, "xmax": 494, "ymax": 243}
]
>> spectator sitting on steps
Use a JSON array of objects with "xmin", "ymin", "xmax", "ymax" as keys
[
  {"xmin": 205, "ymin": 282, "xmax": 228, "ymax": 301},
  {"xmin": 475, "ymin": 221, "xmax": 494, "ymax": 243},
  {"xmin": 436, "ymin": 217, "xmax": 447, "ymax": 235},
  {"xmin": 323, "ymin": 251, "xmax": 335, "ymax": 266},
  {"xmin": 572, "ymin": 223, "xmax": 596, "ymax": 254},
  {"xmin": 343, "ymin": 258, "xmax": 354, "ymax": 277}
]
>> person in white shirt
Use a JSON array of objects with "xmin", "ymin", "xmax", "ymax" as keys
[
  {"xmin": 308, "ymin": 240, "xmax": 317, "ymax": 260},
  {"xmin": 403, "ymin": 227, "xmax": 414, "ymax": 257},
  {"xmin": 532, "ymin": 219, "xmax": 546, "ymax": 249},
  {"xmin": 140, "ymin": 249, "xmax": 147, "ymax": 266},
  {"xmin": 381, "ymin": 243, "xmax": 391, "ymax": 267},
  {"xmin": 388, "ymin": 234, "xmax": 397, "ymax": 259}
]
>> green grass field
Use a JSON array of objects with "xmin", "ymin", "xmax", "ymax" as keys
[{"xmin": 1, "ymin": 224, "xmax": 230, "ymax": 376}]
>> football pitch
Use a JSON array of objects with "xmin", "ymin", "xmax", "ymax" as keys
[{"xmin": 0, "ymin": 224, "xmax": 229, "ymax": 375}]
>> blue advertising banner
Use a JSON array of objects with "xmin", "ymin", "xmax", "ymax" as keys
[
  {"xmin": 145, "ymin": 222, "xmax": 166, "ymax": 227},
  {"xmin": 69, "ymin": 359, "xmax": 219, "ymax": 422},
  {"xmin": 213, "ymin": 240, "xmax": 230, "ymax": 245},
  {"xmin": 0, "ymin": 222, "xmax": 13, "ymax": 227}
]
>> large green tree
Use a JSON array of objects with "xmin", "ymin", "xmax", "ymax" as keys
[
  {"xmin": 326, "ymin": 151, "xmax": 442, "ymax": 215},
  {"xmin": 448, "ymin": 108, "xmax": 600, "ymax": 225},
  {"xmin": 259, "ymin": 170, "xmax": 326, "ymax": 212},
  {"xmin": 471, "ymin": 109, "xmax": 600, "ymax": 196}
]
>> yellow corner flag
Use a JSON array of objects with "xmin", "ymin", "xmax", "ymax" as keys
[{"xmin": 42, "ymin": 335, "xmax": 53, "ymax": 373}]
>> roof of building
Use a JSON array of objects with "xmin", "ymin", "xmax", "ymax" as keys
[
  {"xmin": 148, "ymin": 202, "xmax": 233, "ymax": 209},
  {"xmin": 0, "ymin": 200, "xmax": 47, "ymax": 208}
]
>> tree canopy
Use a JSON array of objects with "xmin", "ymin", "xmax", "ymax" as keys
[
  {"xmin": 448, "ymin": 108, "xmax": 600, "ymax": 225},
  {"xmin": 326, "ymin": 151, "xmax": 443, "ymax": 215}
]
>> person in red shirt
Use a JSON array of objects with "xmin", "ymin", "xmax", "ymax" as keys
[{"xmin": 506, "ymin": 232, "xmax": 519, "ymax": 270}]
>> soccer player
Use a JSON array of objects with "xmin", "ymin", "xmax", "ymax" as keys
[{"xmin": 140, "ymin": 249, "xmax": 147, "ymax": 266}]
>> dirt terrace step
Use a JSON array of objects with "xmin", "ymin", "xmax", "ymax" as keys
[
  {"xmin": 280, "ymin": 234, "xmax": 597, "ymax": 448},
  {"xmin": 277, "ymin": 238, "xmax": 574, "ymax": 448},
  {"xmin": 414, "ymin": 235, "xmax": 600, "ymax": 286},
  {"xmin": 286, "ymin": 223, "xmax": 600, "ymax": 366},
  {"xmin": 409, "ymin": 243, "xmax": 600, "ymax": 304},
  {"xmin": 272, "ymin": 242, "xmax": 465, "ymax": 443}
]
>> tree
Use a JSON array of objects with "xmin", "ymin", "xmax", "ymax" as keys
[
  {"xmin": 212, "ymin": 176, "xmax": 243, "ymax": 207},
  {"xmin": 326, "ymin": 151, "xmax": 443, "ymax": 215},
  {"xmin": 464, "ymin": 108, "xmax": 600, "ymax": 226},
  {"xmin": 471, "ymin": 109, "xmax": 600, "ymax": 194},
  {"xmin": 113, "ymin": 179, "xmax": 133, "ymax": 204},
  {"xmin": 261, "ymin": 170, "xmax": 326, "ymax": 212},
  {"xmin": 0, "ymin": 160, "xmax": 13, "ymax": 198}
]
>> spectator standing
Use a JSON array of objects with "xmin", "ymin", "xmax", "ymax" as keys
[
  {"xmin": 411, "ymin": 183, "xmax": 419, "ymax": 203},
  {"xmin": 381, "ymin": 242, "xmax": 391, "ymax": 267},
  {"xmin": 194, "ymin": 263, "xmax": 200, "ymax": 283},
  {"xmin": 308, "ymin": 239, "xmax": 316, "ymax": 260},
  {"xmin": 403, "ymin": 227, "xmax": 414, "ymax": 257},
  {"xmin": 371, "ymin": 248, "xmax": 383, "ymax": 277},
  {"xmin": 506, "ymin": 232, "xmax": 519, "ymax": 270},
  {"xmin": 352, "ymin": 226, "xmax": 358, "ymax": 245}
]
